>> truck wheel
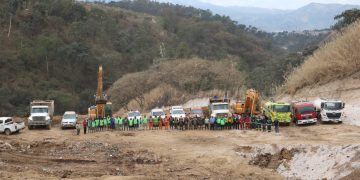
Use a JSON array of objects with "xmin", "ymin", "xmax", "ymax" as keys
[
  {"xmin": 338, "ymin": 121, "xmax": 343, "ymax": 124},
  {"xmin": 5, "ymin": 129, "xmax": 11, "ymax": 135},
  {"xmin": 28, "ymin": 126, "xmax": 32, "ymax": 130},
  {"xmin": 47, "ymin": 125, "xmax": 51, "ymax": 130}
]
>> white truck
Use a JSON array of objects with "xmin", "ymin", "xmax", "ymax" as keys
[
  {"xmin": 28, "ymin": 100, "xmax": 54, "ymax": 129},
  {"xmin": 170, "ymin": 106, "xmax": 186, "ymax": 118},
  {"xmin": 151, "ymin": 108, "xmax": 166, "ymax": 119},
  {"xmin": 0, "ymin": 117, "xmax": 25, "ymax": 135},
  {"xmin": 313, "ymin": 98, "xmax": 345, "ymax": 123},
  {"xmin": 209, "ymin": 97, "xmax": 231, "ymax": 118}
]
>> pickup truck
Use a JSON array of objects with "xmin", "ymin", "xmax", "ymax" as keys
[{"xmin": 0, "ymin": 117, "xmax": 25, "ymax": 135}]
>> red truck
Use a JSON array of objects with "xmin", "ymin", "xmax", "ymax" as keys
[{"xmin": 291, "ymin": 102, "xmax": 317, "ymax": 125}]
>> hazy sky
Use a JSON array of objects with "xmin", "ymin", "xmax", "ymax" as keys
[{"xmin": 198, "ymin": 0, "xmax": 360, "ymax": 9}]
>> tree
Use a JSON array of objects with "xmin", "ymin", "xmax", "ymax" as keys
[
  {"xmin": 4, "ymin": 0, "xmax": 21, "ymax": 37},
  {"xmin": 333, "ymin": 8, "xmax": 360, "ymax": 30}
]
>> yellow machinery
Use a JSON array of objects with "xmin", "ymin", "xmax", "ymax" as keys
[
  {"xmin": 232, "ymin": 89, "xmax": 261, "ymax": 115},
  {"xmin": 88, "ymin": 65, "xmax": 111, "ymax": 119}
]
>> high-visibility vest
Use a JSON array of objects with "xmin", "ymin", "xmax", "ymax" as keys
[
  {"xmin": 100, "ymin": 120, "xmax": 104, "ymax": 126},
  {"xmin": 119, "ymin": 118, "xmax": 123, "ymax": 125},
  {"xmin": 134, "ymin": 119, "xmax": 138, "ymax": 125},
  {"xmin": 92, "ymin": 121, "xmax": 96, "ymax": 128},
  {"xmin": 220, "ymin": 119, "xmax": 225, "ymax": 126},
  {"xmin": 143, "ymin": 118, "xmax": 148, "ymax": 124},
  {"xmin": 216, "ymin": 118, "xmax": 221, "ymax": 124},
  {"xmin": 95, "ymin": 120, "xmax": 99, "ymax": 127},
  {"xmin": 129, "ymin": 119, "xmax": 133, "ymax": 126}
]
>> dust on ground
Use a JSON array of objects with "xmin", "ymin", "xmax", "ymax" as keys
[{"xmin": 1, "ymin": 122, "xmax": 360, "ymax": 179}]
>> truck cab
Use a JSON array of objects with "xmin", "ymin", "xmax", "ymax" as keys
[
  {"xmin": 151, "ymin": 108, "xmax": 166, "ymax": 119},
  {"xmin": 28, "ymin": 100, "xmax": 54, "ymax": 129},
  {"xmin": 127, "ymin": 110, "xmax": 141, "ymax": 120},
  {"xmin": 209, "ymin": 98, "xmax": 231, "ymax": 118},
  {"xmin": 264, "ymin": 102, "xmax": 291, "ymax": 125},
  {"xmin": 314, "ymin": 99, "xmax": 345, "ymax": 123},
  {"xmin": 291, "ymin": 102, "xmax": 317, "ymax": 125},
  {"xmin": 0, "ymin": 117, "xmax": 25, "ymax": 135},
  {"xmin": 170, "ymin": 106, "xmax": 186, "ymax": 119}
]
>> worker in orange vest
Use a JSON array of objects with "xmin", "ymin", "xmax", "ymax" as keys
[
  {"xmin": 149, "ymin": 116, "xmax": 153, "ymax": 130},
  {"xmin": 164, "ymin": 115, "xmax": 169, "ymax": 130}
]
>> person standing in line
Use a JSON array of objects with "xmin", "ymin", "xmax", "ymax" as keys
[
  {"xmin": 82, "ymin": 118, "xmax": 87, "ymax": 134},
  {"xmin": 124, "ymin": 117, "xmax": 128, "ymax": 131},
  {"xmin": 149, "ymin": 116, "xmax": 153, "ymax": 130},
  {"xmin": 204, "ymin": 116, "xmax": 209, "ymax": 130},
  {"xmin": 274, "ymin": 119, "xmax": 279, "ymax": 133},
  {"xmin": 76, "ymin": 123, "xmax": 81, "ymax": 135},
  {"xmin": 267, "ymin": 117, "xmax": 272, "ymax": 132},
  {"xmin": 164, "ymin": 115, "xmax": 169, "ymax": 130},
  {"xmin": 209, "ymin": 116, "xmax": 215, "ymax": 130},
  {"xmin": 262, "ymin": 116, "xmax": 267, "ymax": 132},
  {"xmin": 143, "ymin": 115, "xmax": 148, "ymax": 130}
]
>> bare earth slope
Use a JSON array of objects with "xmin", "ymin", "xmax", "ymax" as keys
[{"xmin": 1, "ymin": 122, "xmax": 360, "ymax": 179}]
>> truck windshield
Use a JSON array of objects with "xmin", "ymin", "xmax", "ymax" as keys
[
  {"xmin": 32, "ymin": 108, "xmax": 48, "ymax": 113},
  {"xmin": 172, "ymin": 110, "xmax": 185, "ymax": 115},
  {"xmin": 213, "ymin": 104, "xmax": 229, "ymax": 110},
  {"xmin": 191, "ymin": 109, "xmax": 203, "ymax": 116},
  {"xmin": 128, "ymin": 111, "xmax": 140, "ymax": 117},
  {"xmin": 152, "ymin": 111, "xmax": 164, "ymax": 116},
  {"xmin": 63, "ymin": 114, "xmax": 76, "ymax": 119},
  {"xmin": 298, "ymin": 106, "xmax": 315, "ymax": 114},
  {"xmin": 325, "ymin": 102, "xmax": 343, "ymax": 110},
  {"xmin": 274, "ymin": 105, "xmax": 290, "ymax": 112}
]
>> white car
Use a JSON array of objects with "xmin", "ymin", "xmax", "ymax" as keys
[
  {"xmin": 151, "ymin": 108, "xmax": 165, "ymax": 119},
  {"xmin": 0, "ymin": 117, "xmax": 25, "ymax": 135},
  {"xmin": 61, "ymin": 111, "xmax": 77, "ymax": 129},
  {"xmin": 127, "ymin": 111, "xmax": 141, "ymax": 120}
]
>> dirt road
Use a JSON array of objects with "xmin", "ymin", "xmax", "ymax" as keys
[{"xmin": 1, "ymin": 123, "xmax": 359, "ymax": 179}]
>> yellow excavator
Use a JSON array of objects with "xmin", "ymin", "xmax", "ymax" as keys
[
  {"xmin": 88, "ymin": 65, "xmax": 112, "ymax": 119},
  {"xmin": 232, "ymin": 89, "xmax": 261, "ymax": 115}
]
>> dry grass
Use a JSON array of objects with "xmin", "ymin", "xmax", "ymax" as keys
[
  {"xmin": 108, "ymin": 58, "xmax": 245, "ymax": 113},
  {"xmin": 282, "ymin": 21, "xmax": 360, "ymax": 95}
]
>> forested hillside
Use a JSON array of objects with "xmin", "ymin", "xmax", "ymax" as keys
[{"xmin": 0, "ymin": 0, "xmax": 326, "ymax": 115}]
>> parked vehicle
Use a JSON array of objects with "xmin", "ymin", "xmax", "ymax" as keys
[
  {"xmin": 127, "ymin": 110, "xmax": 141, "ymax": 120},
  {"xmin": 313, "ymin": 99, "xmax": 345, "ymax": 123},
  {"xmin": 61, "ymin": 111, "xmax": 78, "ymax": 129},
  {"xmin": 28, "ymin": 100, "xmax": 54, "ymax": 129},
  {"xmin": 264, "ymin": 102, "xmax": 291, "ymax": 125},
  {"xmin": 209, "ymin": 97, "xmax": 231, "ymax": 118},
  {"xmin": 170, "ymin": 106, "xmax": 186, "ymax": 118},
  {"xmin": 190, "ymin": 107, "xmax": 204, "ymax": 118},
  {"xmin": 0, "ymin": 117, "xmax": 25, "ymax": 135},
  {"xmin": 151, "ymin": 108, "xmax": 165, "ymax": 119},
  {"xmin": 291, "ymin": 102, "xmax": 317, "ymax": 125}
]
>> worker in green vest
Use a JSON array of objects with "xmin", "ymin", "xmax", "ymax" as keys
[
  {"xmin": 220, "ymin": 117, "xmax": 226, "ymax": 130},
  {"xmin": 100, "ymin": 118, "xmax": 104, "ymax": 131},
  {"xmin": 95, "ymin": 118, "xmax": 100, "ymax": 132},
  {"xmin": 143, "ymin": 115, "xmax": 148, "ymax": 130},
  {"xmin": 134, "ymin": 117, "xmax": 138, "ymax": 130},
  {"xmin": 153, "ymin": 116, "xmax": 159, "ymax": 130},
  {"xmin": 119, "ymin": 117, "xmax": 123, "ymax": 131},
  {"xmin": 129, "ymin": 118, "xmax": 134, "ymax": 131}
]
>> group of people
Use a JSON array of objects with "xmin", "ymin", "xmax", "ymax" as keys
[{"xmin": 78, "ymin": 114, "xmax": 280, "ymax": 135}]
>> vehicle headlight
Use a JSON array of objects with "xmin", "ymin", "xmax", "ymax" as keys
[
  {"xmin": 46, "ymin": 117, "xmax": 50, "ymax": 120},
  {"xmin": 28, "ymin": 117, "xmax": 33, "ymax": 121}
]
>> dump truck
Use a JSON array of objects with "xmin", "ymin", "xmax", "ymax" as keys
[
  {"xmin": 264, "ymin": 101, "xmax": 291, "ymax": 125},
  {"xmin": 28, "ymin": 100, "xmax": 54, "ymax": 129},
  {"xmin": 313, "ymin": 98, "xmax": 345, "ymax": 123},
  {"xmin": 291, "ymin": 101, "xmax": 317, "ymax": 125},
  {"xmin": 209, "ymin": 97, "xmax": 231, "ymax": 118}
]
